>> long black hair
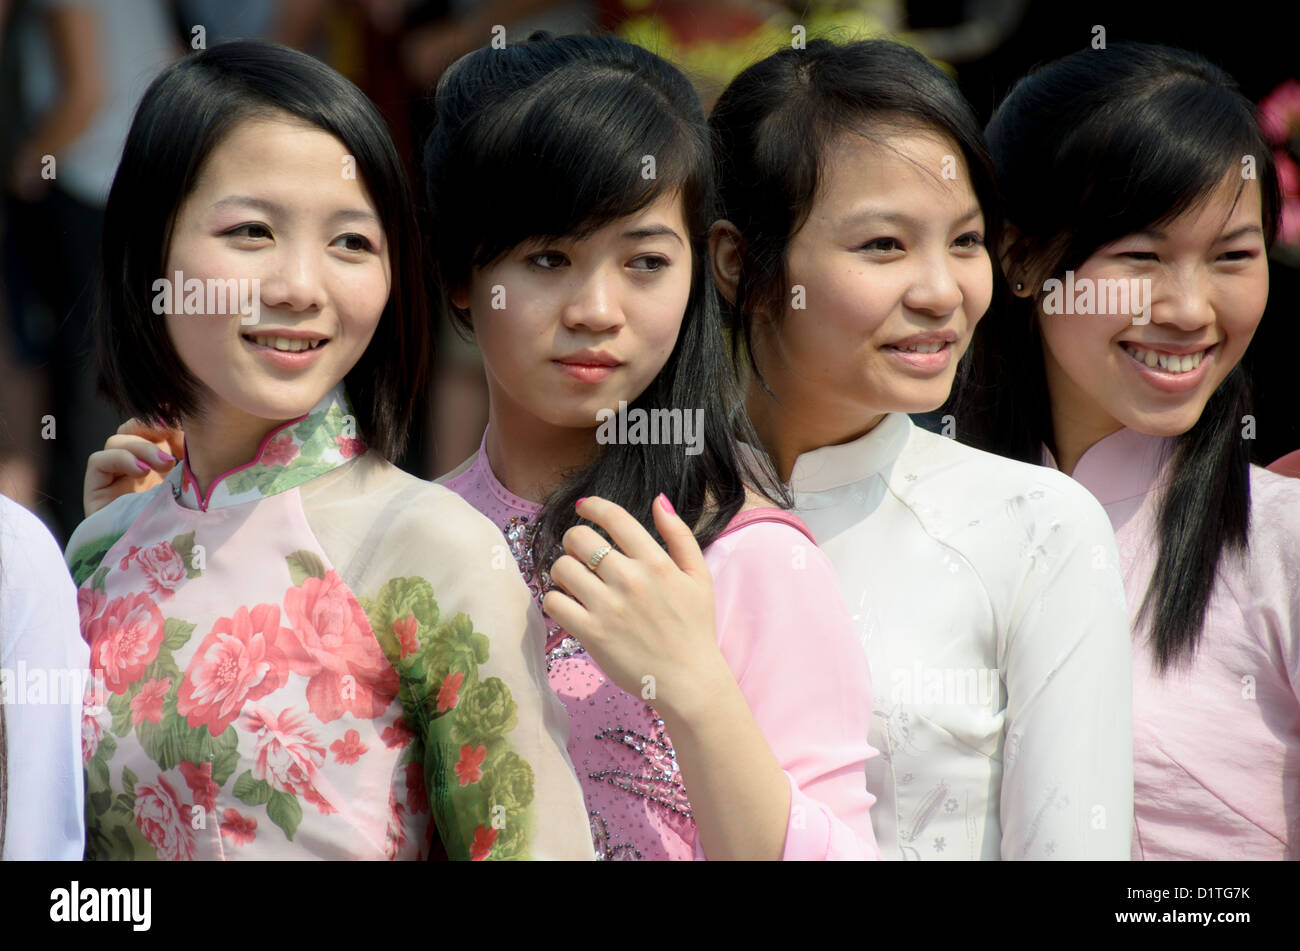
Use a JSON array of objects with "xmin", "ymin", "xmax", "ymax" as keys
[
  {"xmin": 97, "ymin": 40, "xmax": 431, "ymax": 460},
  {"xmin": 708, "ymin": 38, "xmax": 1002, "ymax": 389},
  {"xmin": 950, "ymin": 42, "xmax": 1281, "ymax": 670},
  {"xmin": 423, "ymin": 31, "xmax": 787, "ymax": 565}
]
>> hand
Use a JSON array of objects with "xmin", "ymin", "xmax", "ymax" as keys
[
  {"xmin": 83, "ymin": 419, "xmax": 185, "ymax": 517},
  {"xmin": 541, "ymin": 494, "xmax": 732, "ymax": 722}
]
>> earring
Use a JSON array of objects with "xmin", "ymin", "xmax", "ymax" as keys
[{"xmin": 1015, "ymin": 282, "xmax": 1024, "ymax": 292}]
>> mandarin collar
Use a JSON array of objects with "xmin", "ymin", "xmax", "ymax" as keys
[
  {"xmin": 1040, "ymin": 426, "xmax": 1174, "ymax": 505},
  {"xmin": 786, "ymin": 412, "xmax": 913, "ymax": 493},
  {"xmin": 170, "ymin": 384, "xmax": 364, "ymax": 512}
]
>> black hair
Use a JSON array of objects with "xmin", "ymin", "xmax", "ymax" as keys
[
  {"xmin": 423, "ymin": 30, "xmax": 788, "ymax": 563},
  {"xmin": 708, "ymin": 38, "xmax": 1002, "ymax": 387},
  {"xmin": 96, "ymin": 40, "xmax": 430, "ymax": 460},
  {"xmin": 950, "ymin": 42, "xmax": 1281, "ymax": 670}
]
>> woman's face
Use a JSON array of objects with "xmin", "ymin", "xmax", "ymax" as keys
[
  {"xmin": 164, "ymin": 113, "xmax": 391, "ymax": 426},
  {"xmin": 762, "ymin": 127, "xmax": 993, "ymax": 424},
  {"xmin": 1036, "ymin": 170, "xmax": 1268, "ymax": 441},
  {"xmin": 453, "ymin": 190, "xmax": 692, "ymax": 430}
]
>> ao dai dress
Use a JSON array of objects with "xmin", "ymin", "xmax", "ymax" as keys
[
  {"xmin": 441, "ymin": 429, "xmax": 882, "ymax": 860},
  {"xmin": 785, "ymin": 412, "xmax": 1135, "ymax": 859},
  {"xmin": 1046, "ymin": 427, "xmax": 1300, "ymax": 859},
  {"xmin": 64, "ymin": 385, "xmax": 593, "ymax": 860}
]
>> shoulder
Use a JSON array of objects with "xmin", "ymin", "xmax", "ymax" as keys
[
  {"xmin": 704, "ymin": 511, "xmax": 831, "ymax": 588},
  {"xmin": 64, "ymin": 486, "xmax": 163, "ymax": 585},
  {"xmin": 902, "ymin": 428, "xmax": 1115, "ymax": 540},
  {"xmin": 1247, "ymin": 464, "xmax": 1300, "ymax": 580},
  {"xmin": 0, "ymin": 496, "xmax": 75, "ymax": 593}
]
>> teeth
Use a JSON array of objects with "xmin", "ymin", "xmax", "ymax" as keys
[
  {"xmin": 898, "ymin": 341, "xmax": 944, "ymax": 353},
  {"xmin": 1122, "ymin": 343, "xmax": 1205, "ymax": 374},
  {"xmin": 248, "ymin": 336, "xmax": 324, "ymax": 352}
]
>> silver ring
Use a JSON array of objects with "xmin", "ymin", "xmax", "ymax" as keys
[{"xmin": 585, "ymin": 544, "xmax": 613, "ymax": 572}]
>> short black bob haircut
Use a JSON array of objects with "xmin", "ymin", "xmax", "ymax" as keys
[
  {"xmin": 951, "ymin": 42, "xmax": 1281, "ymax": 670},
  {"xmin": 708, "ymin": 38, "xmax": 1002, "ymax": 385},
  {"xmin": 96, "ymin": 40, "xmax": 430, "ymax": 461}
]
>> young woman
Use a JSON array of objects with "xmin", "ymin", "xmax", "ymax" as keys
[
  {"xmin": 954, "ymin": 43, "xmax": 1299, "ymax": 859},
  {"xmin": 65, "ymin": 40, "xmax": 593, "ymax": 861},
  {"xmin": 84, "ymin": 32, "xmax": 882, "ymax": 861},
  {"xmin": 708, "ymin": 38, "xmax": 1134, "ymax": 859},
  {"xmin": 0, "ymin": 495, "xmax": 86, "ymax": 859}
]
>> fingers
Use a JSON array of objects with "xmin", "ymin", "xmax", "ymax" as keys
[
  {"xmin": 116, "ymin": 417, "xmax": 185, "ymax": 459},
  {"xmin": 651, "ymin": 493, "xmax": 710, "ymax": 579},
  {"xmin": 84, "ymin": 449, "xmax": 163, "ymax": 518},
  {"xmin": 540, "ymin": 587, "xmax": 593, "ymax": 642},
  {"xmin": 547, "ymin": 552, "xmax": 608, "ymax": 611},
  {"xmin": 573, "ymin": 495, "xmax": 673, "ymax": 565},
  {"xmin": 105, "ymin": 433, "xmax": 178, "ymax": 471}
]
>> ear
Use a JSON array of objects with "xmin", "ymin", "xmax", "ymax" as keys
[
  {"xmin": 449, "ymin": 285, "xmax": 470, "ymax": 311},
  {"xmin": 708, "ymin": 220, "xmax": 744, "ymax": 306},
  {"xmin": 998, "ymin": 222, "xmax": 1034, "ymax": 299}
]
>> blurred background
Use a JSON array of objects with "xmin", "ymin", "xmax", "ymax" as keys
[{"xmin": 1, "ymin": 0, "xmax": 1297, "ymax": 544}]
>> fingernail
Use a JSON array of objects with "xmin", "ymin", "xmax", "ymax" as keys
[
  {"xmin": 136, "ymin": 459, "xmax": 152, "ymax": 474},
  {"xmin": 657, "ymin": 492, "xmax": 675, "ymax": 515},
  {"xmin": 157, "ymin": 449, "xmax": 175, "ymax": 463},
  {"xmin": 575, "ymin": 497, "xmax": 588, "ymax": 509}
]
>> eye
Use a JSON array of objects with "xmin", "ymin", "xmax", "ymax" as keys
[
  {"xmin": 953, "ymin": 232, "xmax": 985, "ymax": 250},
  {"xmin": 629, "ymin": 254, "xmax": 669, "ymax": 272},
  {"xmin": 1119, "ymin": 251, "xmax": 1158, "ymax": 261},
  {"xmin": 226, "ymin": 223, "xmax": 272, "ymax": 241},
  {"xmin": 528, "ymin": 251, "xmax": 568, "ymax": 270},
  {"xmin": 333, "ymin": 233, "xmax": 374, "ymax": 253},
  {"xmin": 1217, "ymin": 249, "xmax": 1257, "ymax": 262},
  {"xmin": 859, "ymin": 237, "xmax": 901, "ymax": 254}
]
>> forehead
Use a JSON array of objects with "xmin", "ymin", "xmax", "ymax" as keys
[
  {"xmin": 1159, "ymin": 168, "xmax": 1262, "ymax": 235},
  {"xmin": 816, "ymin": 126, "xmax": 973, "ymax": 202}
]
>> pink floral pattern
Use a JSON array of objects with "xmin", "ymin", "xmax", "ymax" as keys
[
  {"xmin": 134, "ymin": 774, "xmax": 197, "ymax": 861},
  {"xmin": 436, "ymin": 671, "xmax": 464, "ymax": 713},
  {"xmin": 335, "ymin": 434, "xmax": 365, "ymax": 459},
  {"xmin": 219, "ymin": 809, "xmax": 257, "ymax": 846},
  {"xmin": 330, "ymin": 729, "xmax": 368, "ymax": 765},
  {"xmin": 130, "ymin": 677, "xmax": 171, "ymax": 725},
  {"xmin": 454, "ymin": 744, "xmax": 486, "ymax": 786},
  {"xmin": 246, "ymin": 706, "xmax": 328, "ymax": 803},
  {"xmin": 282, "ymin": 571, "xmax": 398, "ymax": 723},
  {"xmin": 177, "ymin": 603, "xmax": 291, "ymax": 735},
  {"xmin": 81, "ymin": 707, "xmax": 103, "ymax": 764},
  {"xmin": 136, "ymin": 541, "xmax": 189, "ymax": 598},
  {"xmin": 179, "ymin": 761, "xmax": 218, "ymax": 812},
  {"xmin": 85, "ymin": 593, "xmax": 166, "ymax": 695},
  {"xmin": 261, "ymin": 431, "xmax": 299, "ymax": 467},
  {"xmin": 394, "ymin": 615, "xmax": 419, "ymax": 658}
]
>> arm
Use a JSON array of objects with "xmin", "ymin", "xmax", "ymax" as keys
[
  {"xmin": 356, "ymin": 484, "xmax": 594, "ymax": 860},
  {"xmin": 545, "ymin": 496, "xmax": 878, "ymax": 860},
  {"xmin": 1000, "ymin": 487, "xmax": 1134, "ymax": 860},
  {"xmin": 702, "ymin": 521, "xmax": 881, "ymax": 861},
  {"xmin": 1, "ymin": 501, "xmax": 88, "ymax": 859}
]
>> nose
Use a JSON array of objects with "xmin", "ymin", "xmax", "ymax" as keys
[
  {"xmin": 259, "ymin": 243, "xmax": 327, "ymax": 313},
  {"xmin": 560, "ymin": 264, "xmax": 625, "ymax": 334},
  {"xmin": 901, "ymin": 251, "xmax": 964, "ymax": 318},
  {"xmin": 1149, "ymin": 266, "xmax": 1215, "ymax": 332}
]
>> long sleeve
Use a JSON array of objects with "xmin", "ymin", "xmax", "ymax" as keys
[
  {"xmin": 303, "ymin": 458, "xmax": 594, "ymax": 860},
  {"xmin": 999, "ymin": 487, "xmax": 1134, "ymax": 860},
  {"xmin": 2, "ymin": 497, "xmax": 88, "ymax": 860},
  {"xmin": 699, "ymin": 520, "xmax": 881, "ymax": 860}
]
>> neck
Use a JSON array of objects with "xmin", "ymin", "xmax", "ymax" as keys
[
  {"xmin": 744, "ymin": 368, "xmax": 885, "ymax": 483},
  {"xmin": 181, "ymin": 408, "xmax": 293, "ymax": 500},
  {"xmin": 1042, "ymin": 345, "xmax": 1124, "ymax": 476},
  {"xmin": 483, "ymin": 387, "xmax": 599, "ymax": 504}
]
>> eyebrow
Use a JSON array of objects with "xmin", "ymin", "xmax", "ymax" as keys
[
  {"xmin": 1129, "ymin": 223, "xmax": 1264, "ymax": 242},
  {"xmin": 840, "ymin": 205, "xmax": 983, "ymax": 228},
  {"xmin": 621, "ymin": 225, "xmax": 684, "ymax": 246},
  {"xmin": 210, "ymin": 195, "xmax": 380, "ymax": 227}
]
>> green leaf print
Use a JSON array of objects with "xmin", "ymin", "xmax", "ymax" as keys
[
  {"xmin": 449, "ymin": 677, "xmax": 518, "ymax": 745},
  {"xmin": 362, "ymin": 576, "xmax": 443, "ymax": 662},
  {"xmin": 210, "ymin": 727, "xmax": 240, "ymax": 786},
  {"xmin": 68, "ymin": 530, "xmax": 126, "ymax": 587},
  {"xmin": 266, "ymin": 789, "xmax": 302, "ymax": 841},
  {"xmin": 233, "ymin": 770, "xmax": 273, "ymax": 806},
  {"xmin": 286, "ymin": 550, "xmax": 327, "ymax": 586},
  {"xmin": 170, "ymin": 532, "xmax": 203, "ymax": 580},
  {"xmin": 161, "ymin": 618, "xmax": 196, "ymax": 651},
  {"xmin": 122, "ymin": 766, "xmax": 138, "ymax": 799}
]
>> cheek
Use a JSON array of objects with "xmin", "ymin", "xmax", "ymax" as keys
[{"xmin": 1038, "ymin": 313, "xmax": 1115, "ymax": 378}]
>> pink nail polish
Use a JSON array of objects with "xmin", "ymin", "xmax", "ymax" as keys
[
  {"xmin": 158, "ymin": 449, "xmax": 175, "ymax": 464},
  {"xmin": 575, "ymin": 497, "xmax": 588, "ymax": 509},
  {"xmin": 658, "ymin": 492, "xmax": 675, "ymax": 515},
  {"xmin": 136, "ymin": 459, "xmax": 152, "ymax": 474}
]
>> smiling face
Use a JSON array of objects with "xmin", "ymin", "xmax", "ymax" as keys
[
  {"xmin": 451, "ymin": 190, "xmax": 692, "ymax": 432},
  {"xmin": 1035, "ymin": 169, "xmax": 1268, "ymax": 451},
  {"xmin": 757, "ymin": 127, "xmax": 993, "ymax": 437},
  {"xmin": 163, "ymin": 113, "xmax": 391, "ymax": 429}
]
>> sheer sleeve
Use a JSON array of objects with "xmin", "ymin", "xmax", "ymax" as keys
[
  {"xmin": 2, "ymin": 498, "xmax": 88, "ymax": 859},
  {"xmin": 699, "ymin": 520, "xmax": 881, "ymax": 860},
  {"xmin": 302, "ymin": 456, "xmax": 594, "ymax": 860},
  {"xmin": 1000, "ymin": 482, "xmax": 1134, "ymax": 859}
]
